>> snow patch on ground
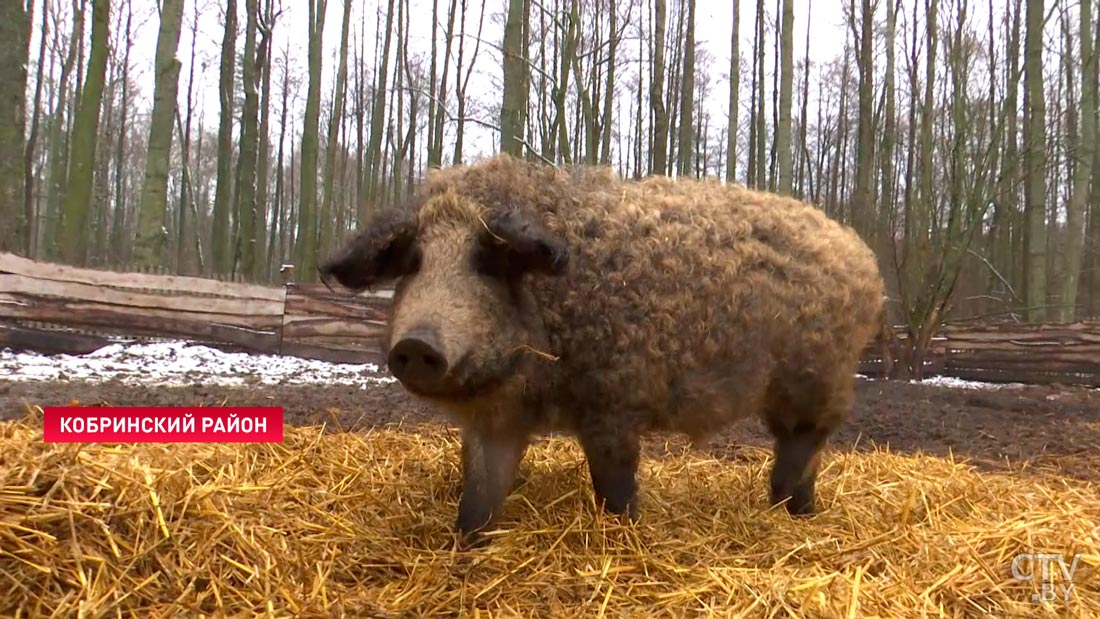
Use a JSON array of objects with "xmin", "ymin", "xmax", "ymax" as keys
[
  {"xmin": 856, "ymin": 373, "xmax": 1024, "ymax": 391},
  {"xmin": 0, "ymin": 340, "xmax": 396, "ymax": 388},
  {"xmin": 915, "ymin": 375, "xmax": 1025, "ymax": 390}
]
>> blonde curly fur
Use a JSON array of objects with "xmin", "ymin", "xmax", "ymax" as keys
[{"xmin": 419, "ymin": 155, "xmax": 884, "ymax": 442}]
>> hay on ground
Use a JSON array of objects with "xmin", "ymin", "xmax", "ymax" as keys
[{"xmin": 1, "ymin": 410, "xmax": 1098, "ymax": 618}]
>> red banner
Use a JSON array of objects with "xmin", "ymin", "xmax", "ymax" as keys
[{"xmin": 42, "ymin": 407, "xmax": 284, "ymax": 443}]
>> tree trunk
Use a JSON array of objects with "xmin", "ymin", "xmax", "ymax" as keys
[
  {"xmin": 59, "ymin": 0, "xmax": 109, "ymax": 266},
  {"xmin": 878, "ymin": 0, "xmax": 897, "ymax": 245},
  {"xmin": 851, "ymin": 0, "xmax": 875, "ymax": 238},
  {"xmin": 795, "ymin": 0, "xmax": 812, "ymax": 197},
  {"xmin": 600, "ymin": 1, "xmax": 617, "ymax": 166},
  {"xmin": 364, "ymin": 0, "xmax": 393, "ymax": 208},
  {"xmin": 177, "ymin": 7, "xmax": 200, "ymax": 274},
  {"xmin": 754, "ymin": 0, "xmax": 766, "ymax": 188},
  {"xmin": 1024, "ymin": 0, "xmax": 1047, "ymax": 320},
  {"xmin": 0, "ymin": 0, "xmax": 30, "ymax": 254},
  {"xmin": 253, "ymin": 0, "xmax": 276, "ymax": 280},
  {"xmin": 270, "ymin": 42, "xmax": 291, "ymax": 278},
  {"xmin": 429, "ymin": 0, "xmax": 459, "ymax": 167},
  {"xmin": 1087, "ymin": 4, "xmax": 1100, "ymax": 317},
  {"xmin": 319, "ymin": 0, "xmax": 351, "ymax": 262},
  {"xmin": 296, "ymin": 0, "xmax": 327, "ymax": 279},
  {"xmin": 44, "ymin": 2, "xmax": 83, "ymax": 260},
  {"xmin": 24, "ymin": 0, "xmax": 50, "ymax": 257},
  {"xmin": 775, "ymin": 0, "xmax": 793, "ymax": 194},
  {"xmin": 211, "ymin": 0, "xmax": 237, "ymax": 274},
  {"xmin": 232, "ymin": 0, "xmax": 261, "ymax": 279},
  {"xmin": 133, "ymin": 0, "xmax": 184, "ymax": 267},
  {"xmin": 1059, "ymin": 0, "xmax": 1095, "ymax": 321},
  {"xmin": 500, "ymin": 0, "xmax": 528, "ymax": 156},
  {"xmin": 109, "ymin": 4, "xmax": 132, "ymax": 266},
  {"xmin": 725, "ymin": 0, "xmax": 740, "ymax": 182},
  {"xmin": 650, "ymin": 0, "xmax": 668, "ymax": 175},
  {"xmin": 676, "ymin": 0, "xmax": 696, "ymax": 177}
]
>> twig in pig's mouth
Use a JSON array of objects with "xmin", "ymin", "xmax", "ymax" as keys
[
  {"xmin": 511, "ymin": 344, "xmax": 560, "ymax": 362},
  {"xmin": 478, "ymin": 215, "xmax": 506, "ymax": 244}
]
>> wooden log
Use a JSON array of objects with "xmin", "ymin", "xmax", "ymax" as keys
[
  {"xmin": 945, "ymin": 329, "xmax": 1100, "ymax": 344},
  {"xmin": 0, "ymin": 274, "xmax": 284, "ymax": 318},
  {"xmin": 946, "ymin": 357, "xmax": 1099, "ymax": 374},
  {"xmin": 0, "ymin": 294, "xmax": 280, "ymax": 353},
  {"xmin": 0, "ymin": 324, "xmax": 113, "ymax": 356},
  {"xmin": 947, "ymin": 368, "xmax": 1100, "ymax": 387},
  {"xmin": 947, "ymin": 349, "xmax": 1100, "ymax": 364},
  {"xmin": 0, "ymin": 251, "xmax": 285, "ymax": 301},
  {"xmin": 945, "ymin": 340, "xmax": 1100, "ymax": 353},
  {"xmin": 279, "ymin": 340, "xmax": 386, "ymax": 365}
]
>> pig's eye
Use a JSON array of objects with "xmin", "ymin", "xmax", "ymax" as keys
[
  {"xmin": 472, "ymin": 244, "xmax": 512, "ymax": 280},
  {"xmin": 397, "ymin": 245, "xmax": 423, "ymax": 277}
]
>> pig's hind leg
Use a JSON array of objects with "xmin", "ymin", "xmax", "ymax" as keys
[
  {"xmin": 576, "ymin": 418, "xmax": 642, "ymax": 521},
  {"xmin": 763, "ymin": 367, "xmax": 852, "ymax": 516}
]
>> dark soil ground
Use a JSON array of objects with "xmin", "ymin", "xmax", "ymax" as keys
[{"xmin": 2, "ymin": 376, "xmax": 1098, "ymax": 481}]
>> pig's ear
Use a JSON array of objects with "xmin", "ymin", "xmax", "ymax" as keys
[
  {"xmin": 319, "ymin": 209, "xmax": 420, "ymax": 292},
  {"xmin": 480, "ymin": 207, "xmax": 569, "ymax": 277}
]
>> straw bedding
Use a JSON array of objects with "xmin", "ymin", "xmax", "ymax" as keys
[{"xmin": 1, "ymin": 410, "xmax": 1097, "ymax": 618}]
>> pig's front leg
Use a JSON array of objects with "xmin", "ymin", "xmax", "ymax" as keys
[{"xmin": 454, "ymin": 424, "xmax": 529, "ymax": 541}]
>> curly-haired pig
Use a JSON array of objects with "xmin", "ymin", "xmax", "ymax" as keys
[{"xmin": 320, "ymin": 155, "xmax": 885, "ymax": 542}]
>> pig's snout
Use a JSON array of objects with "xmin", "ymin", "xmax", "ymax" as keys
[{"xmin": 387, "ymin": 329, "xmax": 449, "ymax": 390}]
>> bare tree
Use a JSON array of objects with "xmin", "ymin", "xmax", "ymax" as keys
[
  {"xmin": 725, "ymin": 0, "xmax": 740, "ymax": 182},
  {"xmin": 295, "ymin": 0, "xmax": 327, "ymax": 278},
  {"xmin": 1024, "ymin": 0, "xmax": 1047, "ymax": 320},
  {"xmin": 500, "ymin": 0, "xmax": 529, "ymax": 156},
  {"xmin": 210, "ymin": 0, "xmax": 237, "ymax": 274},
  {"xmin": 1059, "ymin": 0, "xmax": 1096, "ymax": 320},
  {"xmin": 0, "ymin": 0, "xmax": 30, "ymax": 253},
  {"xmin": 59, "ymin": 0, "xmax": 110, "ymax": 265},
  {"xmin": 775, "ymin": 0, "xmax": 793, "ymax": 194},
  {"xmin": 650, "ymin": 0, "xmax": 668, "ymax": 174},
  {"xmin": 134, "ymin": 0, "xmax": 185, "ymax": 267},
  {"xmin": 676, "ymin": 0, "xmax": 696, "ymax": 177}
]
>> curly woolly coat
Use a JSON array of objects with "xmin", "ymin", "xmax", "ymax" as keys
[{"xmin": 323, "ymin": 154, "xmax": 885, "ymax": 540}]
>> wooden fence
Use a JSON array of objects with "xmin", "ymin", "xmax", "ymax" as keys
[
  {"xmin": 0, "ymin": 252, "xmax": 391, "ymax": 365},
  {"xmin": 2, "ymin": 252, "xmax": 1099, "ymax": 386}
]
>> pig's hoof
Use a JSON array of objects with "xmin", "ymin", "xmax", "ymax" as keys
[
  {"xmin": 770, "ymin": 489, "xmax": 816, "ymax": 516},
  {"xmin": 454, "ymin": 529, "xmax": 491, "ymax": 550},
  {"xmin": 599, "ymin": 496, "xmax": 639, "ymax": 523}
]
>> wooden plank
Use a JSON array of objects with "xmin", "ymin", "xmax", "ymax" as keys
[
  {"xmin": 0, "ymin": 296, "xmax": 280, "ymax": 353},
  {"xmin": 283, "ymin": 293, "xmax": 391, "ymax": 322},
  {"xmin": 946, "ymin": 358, "xmax": 1099, "ymax": 374},
  {"xmin": 945, "ymin": 340, "xmax": 1100, "ymax": 353},
  {"xmin": 0, "ymin": 251, "xmax": 286, "ymax": 302},
  {"xmin": 281, "ymin": 316, "xmax": 388, "ymax": 339},
  {"xmin": 0, "ymin": 324, "xmax": 113, "ymax": 355},
  {"xmin": 945, "ymin": 330, "xmax": 1100, "ymax": 344},
  {"xmin": 0, "ymin": 293, "xmax": 283, "ymax": 331},
  {"xmin": 0, "ymin": 274, "xmax": 285, "ymax": 317},
  {"xmin": 289, "ymin": 282, "xmax": 394, "ymax": 299},
  {"xmin": 282, "ymin": 334, "xmax": 387, "ymax": 351},
  {"xmin": 947, "ymin": 349, "xmax": 1100, "ymax": 364},
  {"xmin": 279, "ymin": 340, "xmax": 386, "ymax": 365},
  {"xmin": 947, "ymin": 368, "xmax": 1100, "ymax": 387}
]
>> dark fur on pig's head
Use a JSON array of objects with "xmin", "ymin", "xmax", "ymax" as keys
[{"xmin": 320, "ymin": 189, "xmax": 568, "ymax": 408}]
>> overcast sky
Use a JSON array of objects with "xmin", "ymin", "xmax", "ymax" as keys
[{"xmin": 31, "ymin": 0, "xmax": 1018, "ymax": 162}]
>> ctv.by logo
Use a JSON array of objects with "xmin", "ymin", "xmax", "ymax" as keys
[{"xmin": 1010, "ymin": 552, "xmax": 1082, "ymax": 603}]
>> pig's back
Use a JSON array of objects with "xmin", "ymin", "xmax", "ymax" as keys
[{"xmin": 532, "ymin": 174, "xmax": 883, "ymax": 417}]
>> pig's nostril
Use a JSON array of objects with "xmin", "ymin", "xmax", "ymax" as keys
[{"xmin": 387, "ymin": 331, "xmax": 449, "ymax": 388}]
